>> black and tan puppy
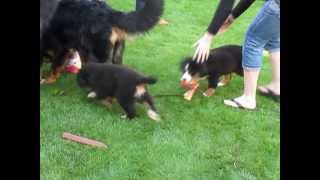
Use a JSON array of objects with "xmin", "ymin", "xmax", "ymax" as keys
[
  {"xmin": 180, "ymin": 45, "xmax": 243, "ymax": 98},
  {"xmin": 41, "ymin": 0, "xmax": 163, "ymax": 84},
  {"xmin": 77, "ymin": 63, "xmax": 160, "ymax": 121}
]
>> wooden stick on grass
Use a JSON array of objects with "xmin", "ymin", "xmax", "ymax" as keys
[{"xmin": 62, "ymin": 132, "xmax": 107, "ymax": 148}]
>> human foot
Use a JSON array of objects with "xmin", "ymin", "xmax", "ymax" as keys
[{"xmin": 224, "ymin": 95, "xmax": 256, "ymax": 110}]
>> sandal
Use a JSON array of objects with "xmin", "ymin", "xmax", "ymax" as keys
[
  {"xmin": 258, "ymin": 86, "xmax": 280, "ymax": 102},
  {"xmin": 224, "ymin": 99, "xmax": 256, "ymax": 110}
]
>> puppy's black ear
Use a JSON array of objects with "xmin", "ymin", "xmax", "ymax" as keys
[{"xmin": 180, "ymin": 57, "xmax": 192, "ymax": 72}]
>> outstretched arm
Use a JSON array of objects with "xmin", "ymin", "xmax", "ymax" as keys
[{"xmin": 193, "ymin": 0, "xmax": 236, "ymax": 63}]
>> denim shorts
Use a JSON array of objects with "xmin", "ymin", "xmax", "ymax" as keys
[{"xmin": 242, "ymin": 0, "xmax": 280, "ymax": 70}]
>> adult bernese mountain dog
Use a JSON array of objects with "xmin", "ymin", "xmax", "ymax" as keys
[
  {"xmin": 77, "ymin": 63, "xmax": 160, "ymax": 121},
  {"xmin": 40, "ymin": 0, "xmax": 60, "ymax": 81},
  {"xmin": 40, "ymin": 0, "xmax": 60, "ymax": 40},
  {"xmin": 41, "ymin": 0, "xmax": 164, "ymax": 84},
  {"xmin": 180, "ymin": 45, "xmax": 244, "ymax": 97}
]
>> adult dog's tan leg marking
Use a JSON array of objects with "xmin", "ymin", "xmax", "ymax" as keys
[{"xmin": 110, "ymin": 27, "xmax": 128, "ymax": 45}]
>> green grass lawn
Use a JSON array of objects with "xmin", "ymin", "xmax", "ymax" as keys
[{"xmin": 40, "ymin": 0, "xmax": 279, "ymax": 179}]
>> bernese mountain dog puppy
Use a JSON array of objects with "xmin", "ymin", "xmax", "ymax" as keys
[
  {"xmin": 180, "ymin": 45, "xmax": 243, "ymax": 97},
  {"xmin": 41, "ymin": 0, "xmax": 164, "ymax": 84},
  {"xmin": 77, "ymin": 63, "xmax": 160, "ymax": 121}
]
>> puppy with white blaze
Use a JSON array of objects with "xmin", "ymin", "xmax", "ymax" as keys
[
  {"xmin": 77, "ymin": 63, "xmax": 160, "ymax": 121},
  {"xmin": 180, "ymin": 45, "xmax": 244, "ymax": 98}
]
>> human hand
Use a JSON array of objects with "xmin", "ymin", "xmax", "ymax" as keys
[
  {"xmin": 218, "ymin": 14, "xmax": 235, "ymax": 34},
  {"xmin": 193, "ymin": 32, "xmax": 214, "ymax": 64}
]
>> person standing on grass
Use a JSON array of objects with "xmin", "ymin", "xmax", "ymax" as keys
[
  {"xmin": 193, "ymin": 0, "xmax": 280, "ymax": 110},
  {"xmin": 136, "ymin": 0, "xmax": 169, "ymax": 25}
]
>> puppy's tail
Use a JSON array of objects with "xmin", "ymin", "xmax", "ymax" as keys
[
  {"xmin": 110, "ymin": 0, "xmax": 164, "ymax": 34},
  {"xmin": 137, "ymin": 76, "xmax": 158, "ymax": 85}
]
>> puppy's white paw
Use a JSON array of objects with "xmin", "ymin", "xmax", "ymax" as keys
[
  {"xmin": 202, "ymin": 92, "xmax": 209, "ymax": 97},
  {"xmin": 87, "ymin": 91, "xmax": 97, "ymax": 98},
  {"xmin": 147, "ymin": 109, "xmax": 161, "ymax": 122},
  {"xmin": 40, "ymin": 79, "xmax": 45, "ymax": 84},
  {"xmin": 120, "ymin": 114, "xmax": 127, "ymax": 119},
  {"xmin": 218, "ymin": 82, "xmax": 225, "ymax": 87}
]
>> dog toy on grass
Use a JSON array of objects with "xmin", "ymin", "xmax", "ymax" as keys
[
  {"xmin": 180, "ymin": 80, "xmax": 199, "ymax": 101},
  {"xmin": 62, "ymin": 132, "xmax": 107, "ymax": 148}
]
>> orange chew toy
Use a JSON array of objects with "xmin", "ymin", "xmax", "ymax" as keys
[
  {"xmin": 180, "ymin": 80, "xmax": 199, "ymax": 101},
  {"xmin": 180, "ymin": 80, "xmax": 198, "ymax": 90}
]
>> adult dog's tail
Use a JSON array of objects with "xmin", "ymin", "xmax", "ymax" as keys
[{"xmin": 111, "ymin": 0, "xmax": 164, "ymax": 35}]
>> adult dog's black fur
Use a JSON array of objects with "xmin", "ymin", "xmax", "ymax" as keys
[
  {"xmin": 40, "ymin": 0, "xmax": 60, "ymax": 82},
  {"xmin": 180, "ymin": 45, "xmax": 243, "ymax": 96},
  {"xmin": 40, "ymin": 0, "xmax": 60, "ymax": 40},
  {"xmin": 77, "ymin": 63, "xmax": 160, "ymax": 121},
  {"xmin": 41, "ymin": 0, "xmax": 163, "ymax": 84}
]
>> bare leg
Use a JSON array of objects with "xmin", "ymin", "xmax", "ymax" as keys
[
  {"xmin": 224, "ymin": 69, "xmax": 259, "ymax": 110},
  {"xmin": 258, "ymin": 51, "xmax": 280, "ymax": 95}
]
